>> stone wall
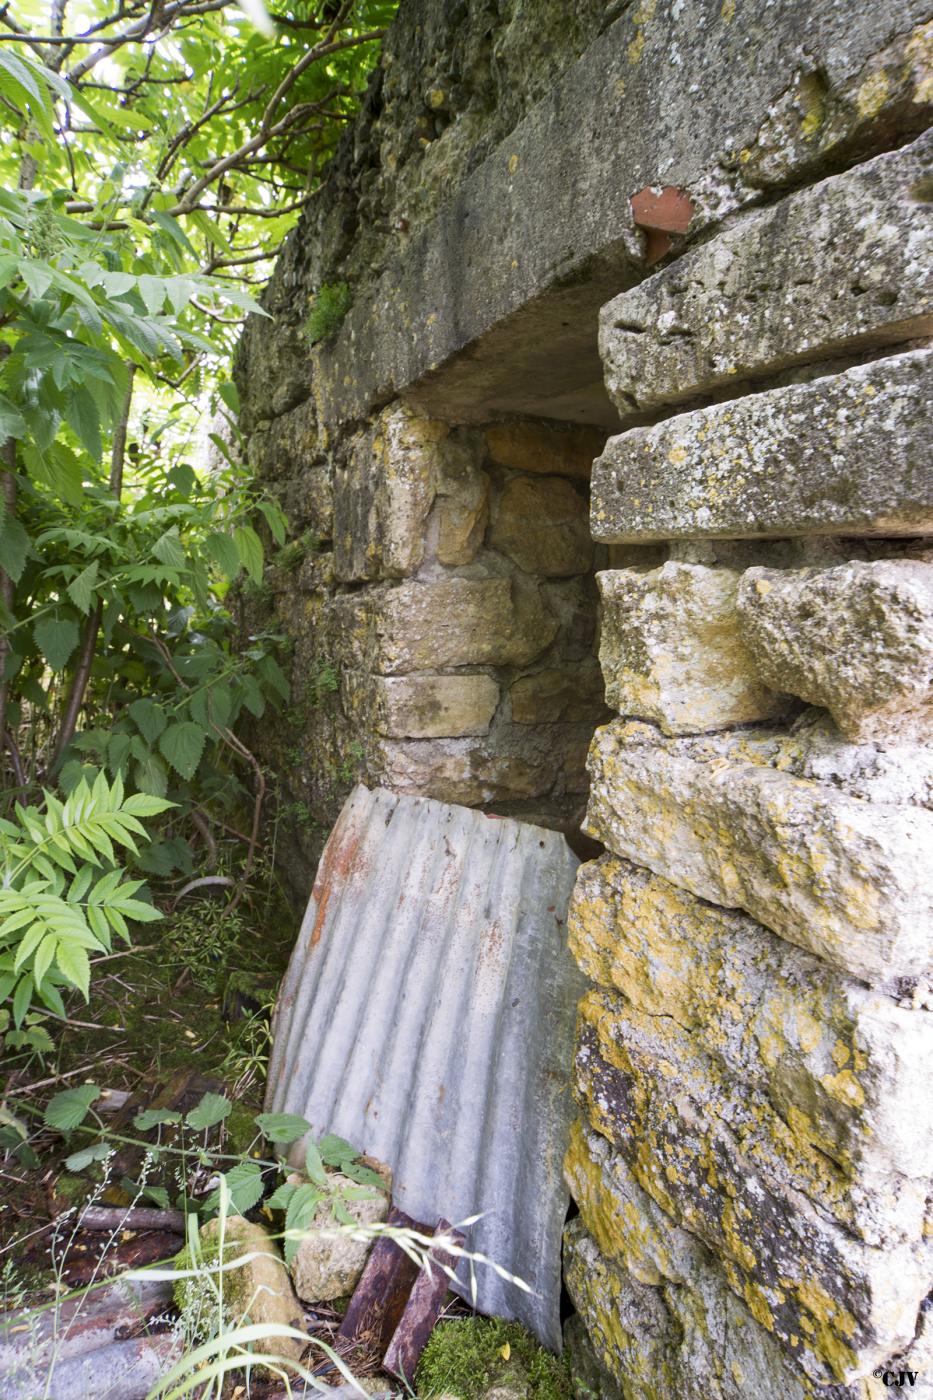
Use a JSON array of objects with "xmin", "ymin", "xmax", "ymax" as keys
[
  {"xmin": 236, "ymin": 0, "xmax": 933, "ymax": 1392},
  {"xmin": 564, "ymin": 128, "xmax": 933, "ymax": 1397}
]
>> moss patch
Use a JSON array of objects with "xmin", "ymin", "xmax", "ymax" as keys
[{"xmin": 416, "ymin": 1317, "xmax": 572, "ymax": 1400}]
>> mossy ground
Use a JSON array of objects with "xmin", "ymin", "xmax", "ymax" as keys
[{"xmin": 416, "ymin": 1317, "xmax": 572, "ymax": 1400}]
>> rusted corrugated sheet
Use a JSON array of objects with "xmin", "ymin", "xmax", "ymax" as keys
[{"xmin": 266, "ymin": 785, "xmax": 585, "ymax": 1350}]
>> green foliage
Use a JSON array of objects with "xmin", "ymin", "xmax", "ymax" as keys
[
  {"xmin": 305, "ymin": 281, "xmax": 353, "ymax": 344},
  {"xmin": 416, "ymin": 1318, "xmax": 572, "ymax": 1400},
  {"xmin": 0, "ymin": 773, "xmax": 169, "ymax": 1019},
  {"xmin": 0, "ymin": 0, "xmax": 394, "ymax": 1044}
]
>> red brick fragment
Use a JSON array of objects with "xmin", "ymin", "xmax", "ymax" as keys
[{"xmin": 630, "ymin": 184, "xmax": 695, "ymax": 234}]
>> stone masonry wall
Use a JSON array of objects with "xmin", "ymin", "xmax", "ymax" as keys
[
  {"xmin": 564, "ymin": 129, "xmax": 933, "ymax": 1397},
  {"xmin": 237, "ymin": 0, "xmax": 933, "ymax": 1392}
]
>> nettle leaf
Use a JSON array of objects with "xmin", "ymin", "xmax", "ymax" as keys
[
  {"xmin": 185, "ymin": 1091, "xmax": 231, "ymax": 1131},
  {"xmin": 129, "ymin": 698, "xmax": 167, "ymax": 743},
  {"xmin": 317, "ymin": 1133, "xmax": 356, "ymax": 1166},
  {"xmin": 284, "ymin": 1182, "xmax": 324, "ymax": 1265},
  {"xmin": 304, "ymin": 1139, "xmax": 328, "ymax": 1188},
  {"xmin": 34, "ymin": 617, "xmax": 81, "ymax": 672},
  {"xmin": 0, "ymin": 513, "xmax": 29, "ymax": 584},
  {"xmin": 205, "ymin": 532, "xmax": 241, "ymax": 581},
  {"xmin": 159, "ymin": 721, "xmax": 207, "ymax": 781},
  {"xmin": 134, "ymin": 754, "xmax": 168, "ymax": 798},
  {"xmin": 204, "ymin": 1159, "xmax": 264, "ymax": 1217},
  {"xmin": 65, "ymin": 1140, "xmax": 110, "ymax": 1172},
  {"xmin": 44, "ymin": 1083, "xmax": 100, "ymax": 1132},
  {"xmin": 233, "ymin": 525, "xmax": 263, "ymax": 583},
  {"xmin": 153, "ymin": 530, "xmax": 186, "ymax": 571},
  {"xmin": 254, "ymin": 1112, "xmax": 312, "ymax": 1145},
  {"xmin": 134, "ymin": 1108, "xmax": 181, "ymax": 1131}
]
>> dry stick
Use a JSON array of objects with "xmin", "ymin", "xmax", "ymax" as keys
[
  {"xmin": 74, "ymin": 1205, "xmax": 186, "ymax": 1232},
  {"xmin": 48, "ymin": 366, "xmax": 135, "ymax": 775}
]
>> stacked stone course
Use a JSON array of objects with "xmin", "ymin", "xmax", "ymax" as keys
[{"xmin": 565, "ymin": 128, "xmax": 933, "ymax": 1397}]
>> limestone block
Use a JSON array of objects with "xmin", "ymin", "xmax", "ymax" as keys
[
  {"xmin": 562, "ymin": 1314, "xmax": 624, "ymax": 1400},
  {"xmin": 590, "ymin": 349, "xmax": 933, "ymax": 542},
  {"xmin": 568, "ymin": 854, "xmax": 933, "ymax": 1182},
  {"xmin": 563, "ymin": 1216, "xmax": 844, "ymax": 1400},
  {"xmin": 379, "ymin": 740, "xmax": 552, "ymax": 804},
  {"xmin": 597, "ymin": 563, "xmax": 789, "ymax": 733},
  {"xmin": 195, "ymin": 1217, "xmax": 306, "ymax": 1363},
  {"xmin": 434, "ymin": 433, "xmax": 490, "ymax": 566},
  {"xmin": 334, "ymin": 404, "xmax": 443, "ymax": 581},
  {"xmin": 490, "ymin": 477, "xmax": 593, "ymax": 577},
  {"xmin": 249, "ymin": 399, "xmax": 320, "ymax": 481},
  {"xmin": 374, "ymin": 674, "xmax": 500, "ymax": 738},
  {"xmin": 290, "ymin": 1172, "xmax": 389, "ymax": 1303},
  {"xmin": 737, "ymin": 561, "xmax": 933, "ymax": 743},
  {"xmin": 285, "ymin": 465, "xmax": 333, "ymax": 542},
  {"xmin": 584, "ymin": 714, "xmax": 933, "ymax": 984},
  {"xmin": 571, "ymin": 1004, "xmax": 931, "ymax": 1384},
  {"xmin": 485, "ymin": 421, "xmax": 604, "ymax": 480},
  {"xmin": 600, "ymin": 133, "xmax": 933, "ymax": 421},
  {"xmin": 510, "ymin": 665, "xmax": 605, "ymax": 724},
  {"xmin": 376, "ymin": 577, "xmax": 558, "ymax": 674}
]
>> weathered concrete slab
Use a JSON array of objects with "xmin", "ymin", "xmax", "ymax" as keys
[
  {"xmin": 600, "ymin": 132, "xmax": 933, "ymax": 422},
  {"xmin": 597, "ymin": 563, "xmax": 789, "ymax": 733},
  {"xmin": 584, "ymin": 713, "xmax": 933, "ymax": 985},
  {"xmin": 568, "ymin": 853, "xmax": 933, "ymax": 1182},
  {"xmin": 265, "ymin": 784, "xmax": 586, "ymax": 1349},
  {"xmin": 738, "ymin": 560, "xmax": 933, "ymax": 743},
  {"xmin": 308, "ymin": 5, "xmax": 933, "ymax": 431},
  {"xmin": 591, "ymin": 349, "xmax": 933, "ymax": 542}
]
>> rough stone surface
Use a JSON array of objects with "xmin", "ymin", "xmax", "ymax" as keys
[
  {"xmin": 334, "ymin": 405, "xmax": 444, "ymax": 581},
  {"xmin": 571, "ymin": 980, "xmax": 927, "ymax": 1251},
  {"xmin": 490, "ymin": 477, "xmax": 593, "ymax": 577},
  {"xmin": 510, "ymin": 665, "xmax": 605, "ymax": 724},
  {"xmin": 600, "ymin": 132, "xmax": 933, "ymax": 421},
  {"xmin": 570, "ymin": 1013, "xmax": 931, "ymax": 1384},
  {"xmin": 737, "ymin": 560, "xmax": 933, "ymax": 742},
  {"xmin": 373, "ymin": 674, "xmax": 500, "ymax": 739},
  {"xmin": 198, "ymin": 1217, "xmax": 306, "ymax": 1363},
  {"xmin": 378, "ymin": 722, "xmax": 594, "ymax": 806},
  {"xmin": 297, "ymin": 3, "xmax": 933, "ymax": 431},
  {"xmin": 375, "ymin": 577, "xmax": 558, "ymax": 674},
  {"xmin": 568, "ymin": 854, "xmax": 933, "ymax": 1183},
  {"xmin": 434, "ymin": 433, "xmax": 490, "ymax": 566},
  {"xmin": 289, "ymin": 1172, "xmax": 389, "ymax": 1303},
  {"xmin": 598, "ymin": 563, "xmax": 790, "ymax": 733},
  {"xmin": 485, "ymin": 421, "xmax": 605, "ymax": 479},
  {"xmin": 563, "ymin": 1214, "xmax": 853, "ymax": 1399},
  {"xmin": 584, "ymin": 713, "xmax": 933, "ymax": 984},
  {"xmin": 591, "ymin": 350, "xmax": 933, "ymax": 542}
]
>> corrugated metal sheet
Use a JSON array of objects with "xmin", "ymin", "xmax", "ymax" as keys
[{"xmin": 266, "ymin": 784, "xmax": 585, "ymax": 1351}]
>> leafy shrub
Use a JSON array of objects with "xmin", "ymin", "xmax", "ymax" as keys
[{"xmin": 0, "ymin": 772, "xmax": 169, "ymax": 1025}]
